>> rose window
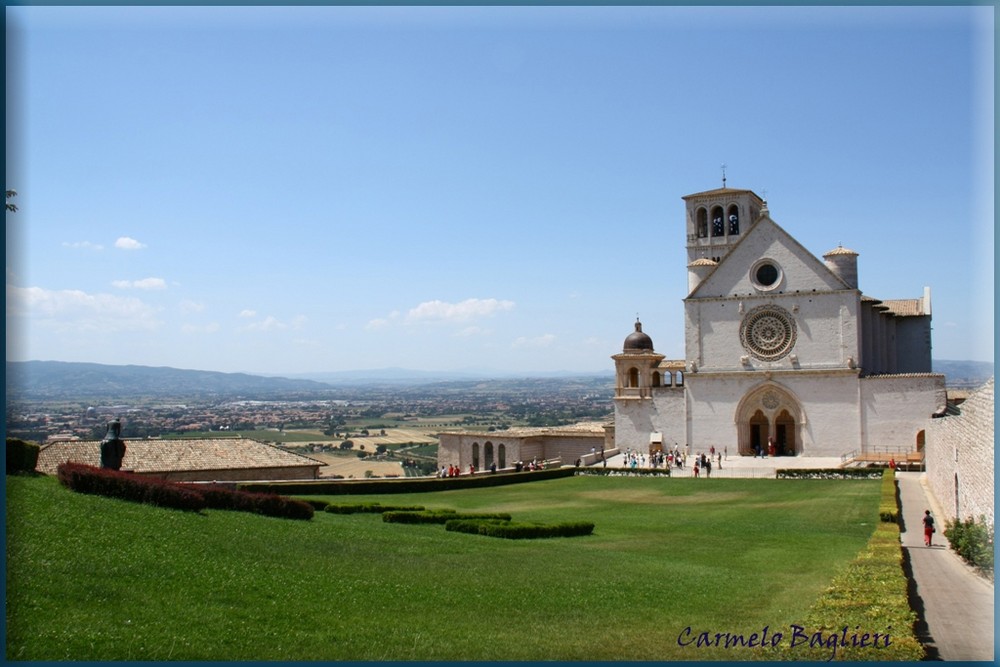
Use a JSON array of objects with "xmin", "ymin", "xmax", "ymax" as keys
[{"xmin": 740, "ymin": 305, "xmax": 796, "ymax": 361}]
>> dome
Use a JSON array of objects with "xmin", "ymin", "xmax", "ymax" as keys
[{"xmin": 623, "ymin": 319, "xmax": 654, "ymax": 352}]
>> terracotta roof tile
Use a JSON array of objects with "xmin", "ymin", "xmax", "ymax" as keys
[{"xmin": 36, "ymin": 438, "xmax": 325, "ymax": 476}]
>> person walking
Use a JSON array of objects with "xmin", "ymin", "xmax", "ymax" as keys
[{"xmin": 922, "ymin": 509, "xmax": 936, "ymax": 547}]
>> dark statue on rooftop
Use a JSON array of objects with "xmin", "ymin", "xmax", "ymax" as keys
[{"xmin": 100, "ymin": 418, "xmax": 127, "ymax": 470}]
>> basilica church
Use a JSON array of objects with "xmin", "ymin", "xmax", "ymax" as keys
[{"xmin": 612, "ymin": 185, "xmax": 946, "ymax": 458}]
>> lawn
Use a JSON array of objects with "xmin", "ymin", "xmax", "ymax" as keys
[{"xmin": 6, "ymin": 473, "xmax": 880, "ymax": 661}]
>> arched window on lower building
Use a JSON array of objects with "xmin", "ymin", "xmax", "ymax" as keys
[
  {"xmin": 484, "ymin": 442, "xmax": 494, "ymax": 468},
  {"xmin": 651, "ymin": 371, "xmax": 661, "ymax": 387},
  {"xmin": 472, "ymin": 443, "xmax": 480, "ymax": 469},
  {"xmin": 498, "ymin": 443, "xmax": 506, "ymax": 469}
]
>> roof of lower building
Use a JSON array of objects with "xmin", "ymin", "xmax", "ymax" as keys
[
  {"xmin": 439, "ymin": 421, "xmax": 608, "ymax": 439},
  {"xmin": 881, "ymin": 298, "xmax": 927, "ymax": 317},
  {"xmin": 36, "ymin": 437, "xmax": 326, "ymax": 476}
]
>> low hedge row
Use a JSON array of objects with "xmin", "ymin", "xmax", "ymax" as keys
[
  {"xmin": 878, "ymin": 468, "xmax": 899, "ymax": 523},
  {"xmin": 767, "ymin": 469, "xmax": 924, "ymax": 661},
  {"xmin": 944, "ymin": 514, "xmax": 994, "ymax": 575},
  {"xmin": 58, "ymin": 462, "xmax": 205, "ymax": 512},
  {"xmin": 237, "ymin": 466, "xmax": 576, "ymax": 496},
  {"xmin": 7, "ymin": 438, "xmax": 41, "ymax": 474},
  {"xmin": 575, "ymin": 467, "xmax": 671, "ymax": 478},
  {"xmin": 382, "ymin": 510, "xmax": 510, "ymax": 525},
  {"xmin": 445, "ymin": 518, "xmax": 595, "ymax": 539},
  {"xmin": 777, "ymin": 468, "xmax": 885, "ymax": 480},
  {"xmin": 56, "ymin": 463, "xmax": 313, "ymax": 520},
  {"xmin": 325, "ymin": 502, "xmax": 426, "ymax": 515}
]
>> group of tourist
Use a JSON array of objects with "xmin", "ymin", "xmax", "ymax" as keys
[{"xmin": 692, "ymin": 447, "xmax": 725, "ymax": 478}]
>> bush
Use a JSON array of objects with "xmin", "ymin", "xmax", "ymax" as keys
[
  {"xmin": 944, "ymin": 515, "xmax": 994, "ymax": 574},
  {"xmin": 57, "ymin": 463, "xmax": 206, "ymax": 512},
  {"xmin": 6, "ymin": 438, "xmax": 40, "ymax": 474},
  {"xmin": 324, "ymin": 503, "xmax": 425, "ymax": 515},
  {"xmin": 575, "ymin": 467, "xmax": 671, "ymax": 478},
  {"xmin": 55, "ymin": 463, "xmax": 313, "ymax": 519},
  {"xmin": 446, "ymin": 519, "xmax": 595, "ymax": 539},
  {"xmin": 188, "ymin": 483, "xmax": 314, "ymax": 520},
  {"xmin": 878, "ymin": 468, "xmax": 899, "ymax": 523},
  {"xmin": 382, "ymin": 510, "xmax": 508, "ymax": 525},
  {"xmin": 777, "ymin": 468, "xmax": 885, "ymax": 480}
]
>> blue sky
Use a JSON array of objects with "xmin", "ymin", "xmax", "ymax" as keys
[{"xmin": 5, "ymin": 5, "xmax": 995, "ymax": 375}]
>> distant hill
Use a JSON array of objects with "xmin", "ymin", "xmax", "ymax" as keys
[
  {"xmin": 932, "ymin": 360, "xmax": 994, "ymax": 389},
  {"xmin": 6, "ymin": 359, "xmax": 989, "ymax": 402},
  {"xmin": 5, "ymin": 361, "xmax": 335, "ymax": 400}
]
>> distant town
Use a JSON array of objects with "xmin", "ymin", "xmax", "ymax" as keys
[{"xmin": 5, "ymin": 359, "xmax": 990, "ymax": 449}]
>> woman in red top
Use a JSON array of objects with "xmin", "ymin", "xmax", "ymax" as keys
[{"xmin": 922, "ymin": 510, "xmax": 935, "ymax": 547}]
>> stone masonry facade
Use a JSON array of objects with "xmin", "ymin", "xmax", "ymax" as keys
[{"xmin": 925, "ymin": 378, "xmax": 994, "ymax": 529}]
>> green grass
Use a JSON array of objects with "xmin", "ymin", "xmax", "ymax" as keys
[{"xmin": 6, "ymin": 473, "xmax": 880, "ymax": 661}]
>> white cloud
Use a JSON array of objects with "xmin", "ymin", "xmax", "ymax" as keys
[
  {"xmin": 455, "ymin": 326, "xmax": 488, "ymax": 337},
  {"xmin": 179, "ymin": 300, "xmax": 206, "ymax": 314},
  {"xmin": 6, "ymin": 284, "xmax": 161, "ymax": 332},
  {"xmin": 181, "ymin": 322, "xmax": 220, "ymax": 334},
  {"xmin": 112, "ymin": 277, "xmax": 167, "ymax": 290},
  {"xmin": 239, "ymin": 309, "xmax": 257, "ymax": 318},
  {"xmin": 240, "ymin": 314, "xmax": 305, "ymax": 332},
  {"xmin": 62, "ymin": 241, "xmax": 104, "ymax": 251},
  {"xmin": 115, "ymin": 236, "xmax": 147, "ymax": 250},
  {"xmin": 512, "ymin": 333, "xmax": 557, "ymax": 348},
  {"xmin": 366, "ymin": 318, "xmax": 390, "ymax": 331},
  {"xmin": 406, "ymin": 298, "xmax": 515, "ymax": 323}
]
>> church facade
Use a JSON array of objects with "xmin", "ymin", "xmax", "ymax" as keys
[{"xmin": 613, "ymin": 186, "xmax": 946, "ymax": 458}]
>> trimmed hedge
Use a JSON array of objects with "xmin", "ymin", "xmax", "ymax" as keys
[
  {"xmin": 56, "ymin": 463, "xmax": 313, "ymax": 520},
  {"xmin": 765, "ymin": 469, "xmax": 924, "ymax": 661},
  {"xmin": 777, "ymin": 468, "xmax": 885, "ymax": 480},
  {"xmin": 237, "ymin": 466, "xmax": 576, "ymax": 496},
  {"xmin": 188, "ymin": 483, "xmax": 315, "ymax": 521},
  {"xmin": 57, "ymin": 462, "xmax": 205, "ymax": 512},
  {"xmin": 325, "ymin": 503, "xmax": 425, "ymax": 515},
  {"xmin": 445, "ymin": 518, "xmax": 595, "ymax": 539},
  {"xmin": 7, "ymin": 438, "xmax": 40, "ymax": 474},
  {"xmin": 944, "ymin": 515, "xmax": 994, "ymax": 575},
  {"xmin": 382, "ymin": 510, "xmax": 510, "ymax": 525},
  {"xmin": 575, "ymin": 467, "xmax": 671, "ymax": 478},
  {"xmin": 878, "ymin": 468, "xmax": 899, "ymax": 523}
]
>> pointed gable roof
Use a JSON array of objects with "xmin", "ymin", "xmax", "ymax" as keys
[{"xmin": 687, "ymin": 213, "xmax": 853, "ymax": 299}]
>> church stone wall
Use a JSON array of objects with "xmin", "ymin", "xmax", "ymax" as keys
[
  {"xmin": 859, "ymin": 375, "xmax": 946, "ymax": 451},
  {"xmin": 613, "ymin": 388, "xmax": 685, "ymax": 454},
  {"xmin": 925, "ymin": 379, "xmax": 994, "ymax": 529}
]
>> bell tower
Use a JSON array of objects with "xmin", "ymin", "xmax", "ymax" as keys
[{"xmin": 682, "ymin": 185, "xmax": 766, "ymax": 265}]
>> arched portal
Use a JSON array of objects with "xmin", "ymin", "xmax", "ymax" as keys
[
  {"xmin": 628, "ymin": 368, "xmax": 639, "ymax": 388},
  {"xmin": 498, "ymin": 444, "xmax": 507, "ymax": 469},
  {"xmin": 484, "ymin": 442, "xmax": 494, "ymax": 468},
  {"xmin": 472, "ymin": 442, "xmax": 480, "ymax": 469},
  {"xmin": 735, "ymin": 383, "xmax": 805, "ymax": 456}
]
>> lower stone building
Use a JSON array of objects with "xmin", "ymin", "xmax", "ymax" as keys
[
  {"xmin": 36, "ymin": 437, "xmax": 326, "ymax": 482},
  {"xmin": 437, "ymin": 422, "xmax": 610, "ymax": 471}
]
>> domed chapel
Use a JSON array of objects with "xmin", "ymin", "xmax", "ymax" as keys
[{"xmin": 612, "ymin": 184, "xmax": 946, "ymax": 458}]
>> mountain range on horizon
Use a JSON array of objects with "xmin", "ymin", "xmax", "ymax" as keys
[{"xmin": 5, "ymin": 359, "xmax": 994, "ymax": 400}]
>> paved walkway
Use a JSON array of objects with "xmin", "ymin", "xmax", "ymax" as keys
[
  {"xmin": 895, "ymin": 471, "xmax": 994, "ymax": 661},
  {"xmin": 600, "ymin": 452, "xmax": 844, "ymax": 477}
]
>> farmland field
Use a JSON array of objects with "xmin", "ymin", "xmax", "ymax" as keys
[{"xmin": 6, "ymin": 473, "xmax": 882, "ymax": 661}]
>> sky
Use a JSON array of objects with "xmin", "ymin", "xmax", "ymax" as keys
[{"xmin": 5, "ymin": 5, "xmax": 995, "ymax": 376}]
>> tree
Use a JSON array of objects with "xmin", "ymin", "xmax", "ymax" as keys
[{"xmin": 5, "ymin": 189, "xmax": 17, "ymax": 212}]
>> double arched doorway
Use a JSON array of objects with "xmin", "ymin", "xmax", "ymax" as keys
[{"xmin": 736, "ymin": 384, "xmax": 804, "ymax": 456}]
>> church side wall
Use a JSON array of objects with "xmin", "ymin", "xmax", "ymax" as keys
[
  {"xmin": 925, "ymin": 379, "xmax": 994, "ymax": 529},
  {"xmin": 894, "ymin": 316, "xmax": 932, "ymax": 373},
  {"xmin": 859, "ymin": 375, "xmax": 946, "ymax": 451}
]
